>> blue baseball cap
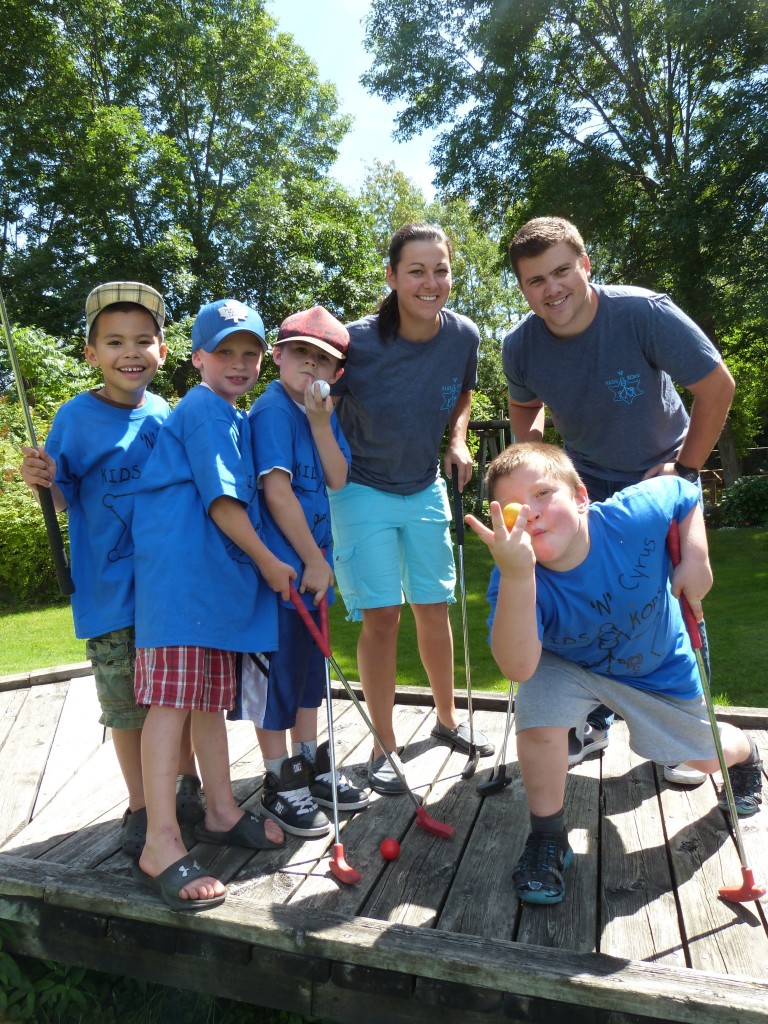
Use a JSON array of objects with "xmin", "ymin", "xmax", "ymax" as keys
[{"xmin": 191, "ymin": 299, "xmax": 267, "ymax": 353}]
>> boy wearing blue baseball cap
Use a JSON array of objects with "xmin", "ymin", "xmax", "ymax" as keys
[{"xmin": 131, "ymin": 299, "xmax": 295, "ymax": 911}]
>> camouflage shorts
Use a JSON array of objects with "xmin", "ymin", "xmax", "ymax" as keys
[{"xmin": 86, "ymin": 627, "xmax": 147, "ymax": 730}]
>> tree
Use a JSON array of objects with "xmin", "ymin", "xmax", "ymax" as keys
[
  {"xmin": 363, "ymin": 0, "xmax": 768, "ymax": 479},
  {"xmin": 0, "ymin": 0, "xmax": 381, "ymax": 338},
  {"xmin": 358, "ymin": 160, "xmax": 526, "ymax": 412}
]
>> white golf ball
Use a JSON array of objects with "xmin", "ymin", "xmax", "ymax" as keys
[{"xmin": 313, "ymin": 380, "xmax": 331, "ymax": 399}]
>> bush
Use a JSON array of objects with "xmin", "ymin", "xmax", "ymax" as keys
[
  {"xmin": 707, "ymin": 473, "xmax": 768, "ymax": 528},
  {"xmin": 0, "ymin": 401, "xmax": 63, "ymax": 606}
]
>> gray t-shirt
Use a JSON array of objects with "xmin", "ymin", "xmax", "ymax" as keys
[
  {"xmin": 334, "ymin": 308, "xmax": 479, "ymax": 494},
  {"xmin": 502, "ymin": 284, "xmax": 722, "ymax": 481}
]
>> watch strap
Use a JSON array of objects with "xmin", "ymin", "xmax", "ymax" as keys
[{"xmin": 673, "ymin": 460, "xmax": 699, "ymax": 483}]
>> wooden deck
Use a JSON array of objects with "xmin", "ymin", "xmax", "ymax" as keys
[{"xmin": 1, "ymin": 665, "xmax": 767, "ymax": 1023}]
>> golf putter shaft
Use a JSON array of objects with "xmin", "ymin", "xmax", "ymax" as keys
[
  {"xmin": 451, "ymin": 465, "xmax": 478, "ymax": 777},
  {"xmin": 0, "ymin": 285, "xmax": 73, "ymax": 595}
]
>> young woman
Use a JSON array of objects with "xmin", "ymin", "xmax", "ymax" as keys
[{"xmin": 330, "ymin": 223, "xmax": 494, "ymax": 793}]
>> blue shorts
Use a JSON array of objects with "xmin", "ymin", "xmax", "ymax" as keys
[
  {"xmin": 329, "ymin": 479, "xmax": 456, "ymax": 622},
  {"xmin": 229, "ymin": 604, "xmax": 326, "ymax": 730}
]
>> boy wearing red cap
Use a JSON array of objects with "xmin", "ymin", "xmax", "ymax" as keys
[{"xmin": 233, "ymin": 306, "xmax": 368, "ymax": 838}]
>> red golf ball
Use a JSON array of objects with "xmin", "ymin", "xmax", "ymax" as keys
[{"xmin": 380, "ymin": 838, "xmax": 400, "ymax": 860}]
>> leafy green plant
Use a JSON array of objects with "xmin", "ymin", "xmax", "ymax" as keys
[{"xmin": 707, "ymin": 474, "xmax": 768, "ymax": 528}]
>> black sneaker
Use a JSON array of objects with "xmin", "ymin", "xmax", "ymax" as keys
[
  {"xmin": 567, "ymin": 724, "xmax": 609, "ymax": 767},
  {"xmin": 513, "ymin": 831, "xmax": 573, "ymax": 905},
  {"xmin": 260, "ymin": 755, "xmax": 330, "ymax": 838},
  {"xmin": 718, "ymin": 751, "xmax": 763, "ymax": 817},
  {"xmin": 309, "ymin": 741, "xmax": 369, "ymax": 812}
]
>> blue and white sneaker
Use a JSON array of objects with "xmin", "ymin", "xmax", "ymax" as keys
[
  {"xmin": 718, "ymin": 751, "xmax": 763, "ymax": 817},
  {"xmin": 513, "ymin": 831, "xmax": 573, "ymax": 905}
]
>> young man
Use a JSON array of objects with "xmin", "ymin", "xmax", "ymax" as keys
[
  {"xmin": 19, "ymin": 282, "xmax": 201, "ymax": 856},
  {"xmin": 467, "ymin": 442, "xmax": 762, "ymax": 905},
  {"xmin": 502, "ymin": 217, "xmax": 734, "ymax": 770}
]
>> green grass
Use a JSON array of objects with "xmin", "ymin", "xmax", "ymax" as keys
[
  {"xmin": 0, "ymin": 600, "xmax": 84, "ymax": 675},
  {"xmin": 1, "ymin": 529, "xmax": 766, "ymax": 707},
  {"xmin": 702, "ymin": 527, "xmax": 768, "ymax": 707}
]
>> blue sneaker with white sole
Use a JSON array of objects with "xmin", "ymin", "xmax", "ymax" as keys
[{"xmin": 513, "ymin": 831, "xmax": 573, "ymax": 905}]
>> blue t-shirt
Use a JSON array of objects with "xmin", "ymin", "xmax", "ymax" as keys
[
  {"xmin": 333, "ymin": 308, "xmax": 479, "ymax": 494},
  {"xmin": 502, "ymin": 285, "xmax": 722, "ymax": 481},
  {"xmin": 487, "ymin": 477, "xmax": 701, "ymax": 697},
  {"xmin": 249, "ymin": 380, "xmax": 351, "ymax": 609},
  {"xmin": 44, "ymin": 390, "xmax": 169, "ymax": 639},
  {"xmin": 133, "ymin": 385, "xmax": 277, "ymax": 653}
]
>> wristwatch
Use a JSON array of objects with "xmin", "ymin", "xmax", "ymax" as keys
[{"xmin": 673, "ymin": 460, "xmax": 700, "ymax": 483}]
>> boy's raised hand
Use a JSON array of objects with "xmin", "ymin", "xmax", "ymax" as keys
[
  {"xmin": 465, "ymin": 501, "xmax": 536, "ymax": 578},
  {"xmin": 20, "ymin": 445, "xmax": 56, "ymax": 492},
  {"xmin": 304, "ymin": 379, "xmax": 333, "ymax": 425}
]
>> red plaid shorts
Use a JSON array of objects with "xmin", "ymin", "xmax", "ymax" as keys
[{"xmin": 135, "ymin": 646, "xmax": 237, "ymax": 712}]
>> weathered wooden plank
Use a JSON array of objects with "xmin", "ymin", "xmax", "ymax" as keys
[
  {"xmin": 0, "ymin": 687, "xmax": 28, "ymax": 749},
  {"xmin": 33, "ymin": 677, "xmax": 104, "ymax": 818},
  {"xmin": 430, "ymin": 708, "xmax": 523, "ymax": 940},
  {"xmin": 516, "ymin": 736, "xmax": 603, "ymax": 952},
  {"xmin": 1, "ymin": 739, "xmax": 126, "ymax": 859},
  {"xmin": 0, "ymin": 684, "xmax": 67, "ymax": 845},
  {"xmin": 600, "ymin": 726, "xmax": 685, "ymax": 967},
  {"xmin": 660, "ymin": 763, "xmax": 768, "ymax": 978},
  {"xmin": 0, "ymin": 858, "xmax": 767, "ymax": 1024},
  {"xmin": 359, "ymin": 709, "xmax": 498, "ymax": 929}
]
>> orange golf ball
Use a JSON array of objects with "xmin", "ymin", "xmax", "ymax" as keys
[
  {"xmin": 502, "ymin": 502, "xmax": 523, "ymax": 528},
  {"xmin": 380, "ymin": 838, "xmax": 400, "ymax": 860}
]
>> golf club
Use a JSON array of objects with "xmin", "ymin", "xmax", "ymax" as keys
[
  {"xmin": 0, "ymin": 284, "xmax": 73, "ymax": 596},
  {"xmin": 667, "ymin": 521, "xmax": 765, "ymax": 903},
  {"xmin": 476, "ymin": 679, "xmax": 516, "ymax": 795},
  {"xmin": 289, "ymin": 584, "xmax": 455, "ymax": 840},
  {"xmin": 318, "ymin": 647, "xmax": 361, "ymax": 885},
  {"xmin": 451, "ymin": 465, "xmax": 479, "ymax": 779}
]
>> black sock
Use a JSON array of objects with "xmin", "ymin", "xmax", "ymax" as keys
[
  {"xmin": 740, "ymin": 735, "xmax": 760, "ymax": 767},
  {"xmin": 530, "ymin": 808, "xmax": 566, "ymax": 842}
]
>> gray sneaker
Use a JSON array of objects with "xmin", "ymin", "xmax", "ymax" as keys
[
  {"xmin": 430, "ymin": 719, "xmax": 495, "ymax": 757},
  {"xmin": 367, "ymin": 751, "xmax": 408, "ymax": 795},
  {"xmin": 567, "ymin": 723, "xmax": 609, "ymax": 767},
  {"xmin": 663, "ymin": 762, "xmax": 706, "ymax": 786}
]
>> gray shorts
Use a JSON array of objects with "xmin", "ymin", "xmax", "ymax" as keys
[
  {"xmin": 86, "ymin": 627, "xmax": 147, "ymax": 730},
  {"xmin": 515, "ymin": 651, "xmax": 717, "ymax": 765}
]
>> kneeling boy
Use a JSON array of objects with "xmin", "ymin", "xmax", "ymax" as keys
[{"xmin": 467, "ymin": 442, "xmax": 762, "ymax": 905}]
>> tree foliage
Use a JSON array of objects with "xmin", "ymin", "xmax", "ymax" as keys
[
  {"xmin": 0, "ymin": 0, "xmax": 381, "ymax": 337},
  {"xmin": 358, "ymin": 160, "xmax": 528, "ymax": 413},
  {"xmin": 363, "ymin": 0, "xmax": 768, "ymax": 464}
]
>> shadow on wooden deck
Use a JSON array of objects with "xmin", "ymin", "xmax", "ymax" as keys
[{"xmin": 0, "ymin": 666, "xmax": 767, "ymax": 1023}]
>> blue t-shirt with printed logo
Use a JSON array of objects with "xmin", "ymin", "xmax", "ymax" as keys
[
  {"xmin": 249, "ymin": 380, "xmax": 350, "ymax": 609},
  {"xmin": 332, "ymin": 308, "xmax": 479, "ymax": 494},
  {"xmin": 486, "ymin": 476, "xmax": 701, "ymax": 697},
  {"xmin": 45, "ymin": 390, "xmax": 169, "ymax": 640},
  {"xmin": 133, "ymin": 384, "xmax": 278, "ymax": 653}
]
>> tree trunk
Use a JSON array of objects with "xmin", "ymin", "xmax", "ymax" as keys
[{"xmin": 717, "ymin": 418, "xmax": 742, "ymax": 488}]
